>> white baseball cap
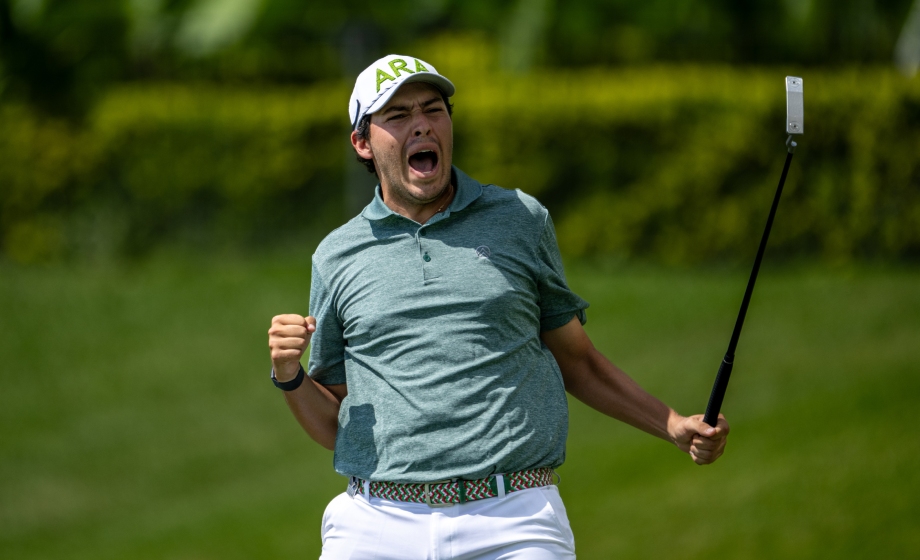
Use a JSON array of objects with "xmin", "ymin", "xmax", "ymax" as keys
[{"xmin": 349, "ymin": 54, "xmax": 455, "ymax": 130}]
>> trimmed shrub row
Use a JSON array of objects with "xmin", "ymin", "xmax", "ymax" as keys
[{"xmin": 2, "ymin": 67, "xmax": 918, "ymax": 263}]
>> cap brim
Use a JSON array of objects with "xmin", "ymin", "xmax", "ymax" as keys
[{"xmin": 364, "ymin": 73, "xmax": 456, "ymax": 118}]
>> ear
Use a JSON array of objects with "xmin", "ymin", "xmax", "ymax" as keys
[{"xmin": 351, "ymin": 129, "xmax": 374, "ymax": 160}]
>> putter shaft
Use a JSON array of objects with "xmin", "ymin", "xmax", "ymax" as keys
[{"xmin": 703, "ymin": 137, "xmax": 796, "ymax": 427}]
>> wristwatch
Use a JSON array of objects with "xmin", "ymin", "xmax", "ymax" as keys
[{"xmin": 271, "ymin": 364, "xmax": 305, "ymax": 391}]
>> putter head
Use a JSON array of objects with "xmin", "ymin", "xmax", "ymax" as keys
[{"xmin": 785, "ymin": 77, "xmax": 804, "ymax": 135}]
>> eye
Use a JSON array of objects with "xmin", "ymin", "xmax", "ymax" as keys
[{"xmin": 387, "ymin": 113, "xmax": 408, "ymax": 122}]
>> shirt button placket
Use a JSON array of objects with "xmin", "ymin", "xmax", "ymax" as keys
[{"xmin": 418, "ymin": 229, "xmax": 439, "ymax": 280}]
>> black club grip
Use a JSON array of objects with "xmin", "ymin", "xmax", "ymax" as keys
[{"xmin": 703, "ymin": 356, "xmax": 733, "ymax": 427}]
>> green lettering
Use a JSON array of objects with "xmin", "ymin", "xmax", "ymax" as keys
[
  {"xmin": 389, "ymin": 59, "xmax": 413, "ymax": 77},
  {"xmin": 414, "ymin": 59, "xmax": 429, "ymax": 72},
  {"xmin": 375, "ymin": 68, "xmax": 396, "ymax": 92}
]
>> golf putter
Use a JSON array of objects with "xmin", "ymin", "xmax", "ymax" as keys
[{"xmin": 702, "ymin": 77, "xmax": 804, "ymax": 427}]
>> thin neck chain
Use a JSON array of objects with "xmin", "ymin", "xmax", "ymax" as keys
[{"xmin": 436, "ymin": 183, "xmax": 454, "ymax": 213}]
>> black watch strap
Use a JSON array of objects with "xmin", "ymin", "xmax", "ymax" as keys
[{"xmin": 272, "ymin": 364, "xmax": 305, "ymax": 391}]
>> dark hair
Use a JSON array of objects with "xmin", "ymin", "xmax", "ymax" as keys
[{"xmin": 353, "ymin": 92, "xmax": 454, "ymax": 175}]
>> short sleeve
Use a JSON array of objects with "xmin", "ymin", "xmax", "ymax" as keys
[
  {"xmin": 536, "ymin": 213, "xmax": 589, "ymax": 331},
  {"xmin": 307, "ymin": 261, "xmax": 347, "ymax": 385}
]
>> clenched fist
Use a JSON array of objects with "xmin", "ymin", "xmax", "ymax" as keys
[
  {"xmin": 268, "ymin": 314, "xmax": 316, "ymax": 382},
  {"xmin": 669, "ymin": 413, "xmax": 730, "ymax": 465}
]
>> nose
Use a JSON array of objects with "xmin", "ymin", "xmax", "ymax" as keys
[{"xmin": 411, "ymin": 111, "xmax": 432, "ymax": 137}]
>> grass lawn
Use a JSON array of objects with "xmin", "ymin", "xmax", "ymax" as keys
[{"xmin": 1, "ymin": 254, "xmax": 918, "ymax": 559}]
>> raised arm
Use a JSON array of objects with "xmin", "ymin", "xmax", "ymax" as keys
[
  {"xmin": 268, "ymin": 314, "xmax": 346, "ymax": 450},
  {"xmin": 541, "ymin": 316, "xmax": 729, "ymax": 465}
]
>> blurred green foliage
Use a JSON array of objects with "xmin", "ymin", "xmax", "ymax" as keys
[
  {"xmin": 3, "ymin": 1, "xmax": 919, "ymax": 264},
  {"xmin": 0, "ymin": 0, "xmax": 131, "ymax": 117},
  {"xmin": 2, "ymin": 63, "xmax": 918, "ymax": 264},
  {"xmin": 2, "ymin": 1, "xmax": 917, "ymax": 117},
  {"xmin": 0, "ymin": 84, "xmax": 348, "ymax": 261}
]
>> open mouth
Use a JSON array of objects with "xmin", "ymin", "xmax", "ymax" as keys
[{"xmin": 408, "ymin": 149, "xmax": 439, "ymax": 174}]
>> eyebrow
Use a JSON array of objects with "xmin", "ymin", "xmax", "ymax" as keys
[{"xmin": 380, "ymin": 95, "xmax": 444, "ymax": 115}]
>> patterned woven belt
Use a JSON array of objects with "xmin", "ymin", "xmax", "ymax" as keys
[{"xmin": 349, "ymin": 467, "xmax": 556, "ymax": 508}]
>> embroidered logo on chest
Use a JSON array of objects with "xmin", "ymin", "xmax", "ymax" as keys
[{"xmin": 475, "ymin": 246, "xmax": 491, "ymax": 259}]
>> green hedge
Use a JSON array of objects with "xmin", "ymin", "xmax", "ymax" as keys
[
  {"xmin": 0, "ymin": 85, "xmax": 350, "ymax": 262},
  {"xmin": 2, "ymin": 67, "xmax": 919, "ymax": 263}
]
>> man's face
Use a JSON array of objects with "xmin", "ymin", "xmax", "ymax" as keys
[{"xmin": 353, "ymin": 82, "xmax": 453, "ymax": 209}]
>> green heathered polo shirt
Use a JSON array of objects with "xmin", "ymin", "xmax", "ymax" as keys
[{"xmin": 307, "ymin": 167, "xmax": 589, "ymax": 483}]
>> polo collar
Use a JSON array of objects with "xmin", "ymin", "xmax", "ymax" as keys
[{"xmin": 361, "ymin": 166, "xmax": 483, "ymax": 222}]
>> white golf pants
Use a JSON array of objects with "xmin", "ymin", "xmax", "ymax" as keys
[{"xmin": 319, "ymin": 485, "xmax": 577, "ymax": 559}]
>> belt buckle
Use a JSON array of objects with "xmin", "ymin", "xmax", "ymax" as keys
[
  {"xmin": 346, "ymin": 476, "xmax": 359, "ymax": 498},
  {"xmin": 424, "ymin": 480, "xmax": 454, "ymax": 508}
]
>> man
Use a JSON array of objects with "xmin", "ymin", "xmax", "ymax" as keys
[{"xmin": 267, "ymin": 54, "xmax": 729, "ymax": 559}]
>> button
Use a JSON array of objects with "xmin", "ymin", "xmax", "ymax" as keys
[
  {"xmin": 423, "ymin": 253, "xmax": 431, "ymax": 262},
  {"xmin": 419, "ymin": 229, "xmax": 427, "ymax": 237}
]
